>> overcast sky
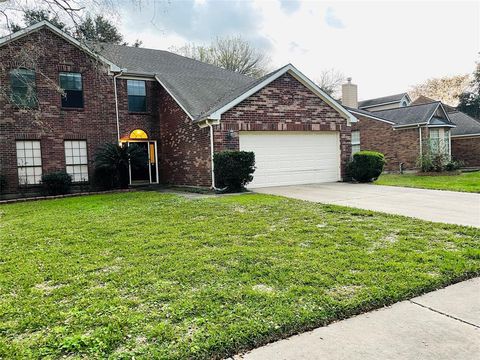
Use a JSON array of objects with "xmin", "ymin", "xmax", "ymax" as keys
[{"xmin": 118, "ymin": 0, "xmax": 479, "ymax": 100}]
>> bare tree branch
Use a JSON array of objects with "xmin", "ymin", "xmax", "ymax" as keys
[
  {"xmin": 171, "ymin": 36, "xmax": 271, "ymax": 78},
  {"xmin": 315, "ymin": 68, "xmax": 345, "ymax": 98},
  {"xmin": 409, "ymin": 74, "xmax": 471, "ymax": 107}
]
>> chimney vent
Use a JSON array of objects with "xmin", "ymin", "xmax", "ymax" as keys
[{"xmin": 342, "ymin": 77, "xmax": 358, "ymax": 108}]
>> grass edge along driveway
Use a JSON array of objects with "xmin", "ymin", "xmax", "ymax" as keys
[
  {"xmin": 0, "ymin": 192, "xmax": 479, "ymax": 359},
  {"xmin": 375, "ymin": 171, "xmax": 480, "ymax": 193}
]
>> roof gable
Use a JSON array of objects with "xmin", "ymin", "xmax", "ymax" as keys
[
  {"xmin": 358, "ymin": 93, "xmax": 410, "ymax": 109},
  {"xmin": 372, "ymin": 102, "xmax": 452, "ymax": 127},
  {"xmin": 0, "ymin": 21, "xmax": 121, "ymax": 72},
  {"xmin": 203, "ymin": 64, "xmax": 357, "ymax": 124}
]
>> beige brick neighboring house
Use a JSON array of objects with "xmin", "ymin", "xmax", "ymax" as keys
[{"xmin": 343, "ymin": 80, "xmax": 455, "ymax": 172}]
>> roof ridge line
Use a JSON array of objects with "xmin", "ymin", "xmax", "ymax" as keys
[{"xmin": 374, "ymin": 101, "xmax": 440, "ymax": 112}]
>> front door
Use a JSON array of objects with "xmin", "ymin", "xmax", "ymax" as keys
[
  {"xmin": 130, "ymin": 142, "xmax": 149, "ymax": 183},
  {"xmin": 129, "ymin": 141, "xmax": 158, "ymax": 184}
]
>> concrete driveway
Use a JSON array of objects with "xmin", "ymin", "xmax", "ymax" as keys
[
  {"xmin": 234, "ymin": 278, "xmax": 480, "ymax": 360},
  {"xmin": 254, "ymin": 182, "xmax": 480, "ymax": 227}
]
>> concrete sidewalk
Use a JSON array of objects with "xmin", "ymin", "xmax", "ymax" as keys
[
  {"xmin": 234, "ymin": 278, "xmax": 480, "ymax": 360},
  {"xmin": 254, "ymin": 183, "xmax": 480, "ymax": 227}
]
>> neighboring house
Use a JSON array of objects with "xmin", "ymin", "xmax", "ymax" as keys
[
  {"xmin": 358, "ymin": 92, "xmax": 412, "ymax": 111},
  {"xmin": 0, "ymin": 21, "xmax": 355, "ymax": 196},
  {"xmin": 342, "ymin": 80, "xmax": 455, "ymax": 171},
  {"xmin": 412, "ymin": 96, "xmax": 480, "ymax": 167},
  {"xmin": 449, "ymin": 111, "xmax": 480, "ymax": 167}
]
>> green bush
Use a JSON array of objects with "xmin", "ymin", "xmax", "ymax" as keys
[
  {"xmin": 41, "ymin": 171, "xmax": 72, "ymax": 195},
  {"xmin": 92, "ymin": 167, "xmax": 116, "ymax": 191},
  {"xmin": 347, "ymin": 150, "xmax": 386, "ymax": 183},
  {"xmin": 94, "ymin": 143, "xmax": 147, "ymax": 189},
  {"xmin": 445, "ymin": 159, "xmax": 463, "ymax": 171},
  {"xmin": 417, "ymin": 153, "xmax": 434, "ymax": 172},
  {"xmin": 214, "ymin": 151, "xmax": 255, "ymax": 192},
  {"xmin": 417, "ymin": 153, "xmax": 461, "ymax": 173},
  {"xmin": 0, "ymin": 174, "xmax": 7, "ymax": 194}
]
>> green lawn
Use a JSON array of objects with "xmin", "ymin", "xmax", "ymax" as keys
[
  {"xmin": 0, "ymin": 192, "xmax": 479, "ymax": 359},
  {"xmin": 375, "ymin": 171, "xmax": 480, "ymax": 193}
]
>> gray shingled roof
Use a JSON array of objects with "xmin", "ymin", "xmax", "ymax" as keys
[
  {"xmin": 346, "ymin": 106, "xmax": 393, "ymax": 122},
  {"xmin": 358, "ymin": 93, "xmax": 407, "ymax": 109},
  {"xmin": 373, "ymin": 102, "xmax": 452, "ymax": 126},
  {"xmin": 93, "ymin": 43, "xmax": 256, "ymax": 120},
  {"xmin": 449, "ymin": 111, "xmax": 480, "ymax": 136}
]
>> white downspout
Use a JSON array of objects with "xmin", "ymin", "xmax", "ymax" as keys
[
  {"xmin": 113, "ymin": 70, "xmax": 124, "ymax": 143},
  {"xmin": 206, "ymin": 120, "xmax": 216, "ymax": 189},
  {"xmin": 419, "ymin": 125, "xmax": 423, "ymax": 157}
]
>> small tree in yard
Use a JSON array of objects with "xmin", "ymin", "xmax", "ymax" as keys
[
  {"xmin": 347, "ymin": 151, "xmax": 386, "ymax": 183},
  {"xmin": 214, "ymin": 151, "xmax": 255, "ymax": 192},
  {"xmin": 94, "ymin": 143, "xmax": 147, "ymax": 189}
]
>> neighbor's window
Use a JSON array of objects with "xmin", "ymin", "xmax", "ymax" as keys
[
  {"xmin": 127, "ymin": 80, "xmax": 147, "ymax": 112},
  {"xmin": 444, "ymin": 129, "xmax": 451, "ymax": 156},
  {"xmin": 64, "ymin": 140, "xmax": 89, "ymax": 182},
  {"xmin": 60, "ymin": 72, "xmax": 83, "ymax": 108},
  {"xmin": 351, "ymin": 130, "xmax": 360, "ymax": 154},
  {"xmin": 16, "ymin": 140, "xmax": 42, "ymax": 185},
  {"xmin": 10, "ymin": 69, "xmax": 37, "ymax": 108},
  {"xmin": 429, "ymin": 128, "xmax": 440, "ymax": 154}
]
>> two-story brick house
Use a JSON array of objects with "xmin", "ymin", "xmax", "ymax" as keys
[{"xmin": 0, "ymin": 21, "xmax": 356, "ymax": 196}]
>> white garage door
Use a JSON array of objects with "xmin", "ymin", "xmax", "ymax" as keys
[{"xmin": 239, "ymin": 131, "xmax": 341, "ymax": 188}]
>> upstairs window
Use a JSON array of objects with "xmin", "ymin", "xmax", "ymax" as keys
[
  {"xmin": 10, "ymin": 69, "xmax": 37, "ymax": 108},
  {"xmin": 60, "ymin": 72, "xmax": 83, "ymax": 108},
  {"xmin": 127, "ymin": 80, "xmax": 147, "ymax": 112},
  {"xmin": 351, "ymin": 130, "xmax": 360, "ymax": 154}
]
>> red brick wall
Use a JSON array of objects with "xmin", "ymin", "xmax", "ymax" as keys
[
  {"xmin": 351, "ymin": 115, "xmax": 423, "ymax": 171},
  {"xmin": 452, "ymin": 137, "xmax": 480, "ymax": 167},
  {"xmin": 0, "ymin": 28, "xmax": 161, "ymax": 194},
  {"xmin": 215, "ymin": 73, "xmax": 352, "ymax": 178},
  {"xmin": 116, "ymin": 79, "xmax": 161, "ymax": 141},
  {"xmin": 157, "ymin": 87, "xmax": 211, "ymax": 186}
]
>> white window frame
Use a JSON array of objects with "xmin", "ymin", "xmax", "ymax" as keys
[
  {"xmin": 64, "ymin": 140, "xmax": 89, "ymax": 182},
  {"xmin": 351, "ymin": 130, "xmax": 360, "ymax": 154},
  {"xmin": 16, "ymin": 140, "xmax": 42, "ymax": 185}
]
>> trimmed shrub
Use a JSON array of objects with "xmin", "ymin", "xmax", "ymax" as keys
[
  {"xmin": 445, "ymin": 159, "xmax": 463, "ymax": 171},
  {"xmin": 214, "ymin": 151, "xmax": 255, "ymax": 192},
  {"xmin": 41, "ymin": 171, "xmax": 72, "ymax": 195},
  {"xmin": 347, "ymin": 150, "xmax": 386, "ymax": 183},
  {"xmin": 92, "ymin": 167, "xmax": 116, "ymax": 191},
  {"xmin": 0, "ymin": 175, "xmax": 7, "ymax": 194}
]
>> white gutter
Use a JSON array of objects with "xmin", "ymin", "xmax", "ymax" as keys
[
  {"xmin": 451, "ymin": 133, "xmax": 480, "ymax": 139},
  {"xmin": 393, "ymin": 122, "xmax": 428, "ymax": 129},
  {"xmin": 113, "ymin": 70, "xmax": 125, "ymax": 143}
]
